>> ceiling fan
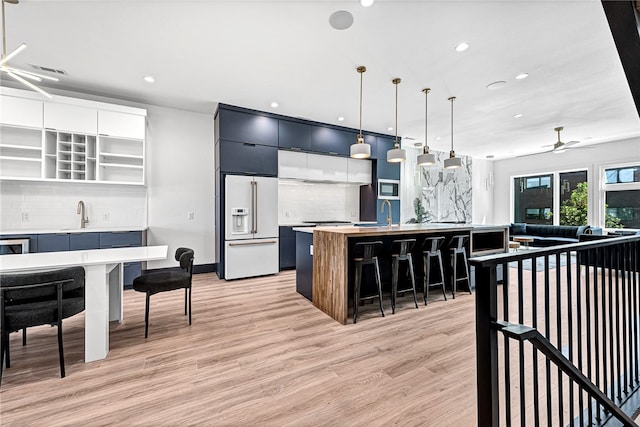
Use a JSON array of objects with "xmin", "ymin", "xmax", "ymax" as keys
[
  {"xmin": 1, "ymin": 0, "xmax": 58, "ymax": 98},
  {"xmin": 542, "ymin": 126, "xmax": 584, "ymax": 154}
]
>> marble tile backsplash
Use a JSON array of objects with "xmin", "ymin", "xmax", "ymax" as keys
[
  {"xmin": 278, "ymin": 180, "xmax": 361, "ymax": 224},
  {"xmin": 0, "ymin": 181, "xmax": 147, "ymax": 231}
]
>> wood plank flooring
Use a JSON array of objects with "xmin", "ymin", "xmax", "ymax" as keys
[{"xmin": 0, "ymin": 270, "xmax": 479, "ymax": 426}]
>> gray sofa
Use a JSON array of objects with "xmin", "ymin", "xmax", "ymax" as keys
[{"xmin": 509, "ymin": 223, "xmax": 602, "ymax": 247}]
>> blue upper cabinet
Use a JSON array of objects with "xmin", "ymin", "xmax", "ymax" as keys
[
  {"xmin": 218, "ymin": 108, "xmax": 278, "ymax": 147},
  {"xmin": 310, "ymin": 125, "xmax": 353, "ymax": 156},
  {"xmin": 363, "ymin": 134, "xmax": 377, "ymax": 159},
  {"xmin": 376, "ymin": 136, "xmax": 401, "ymax": 180},
  {"xmin": 218, "ymin": 140, "xmax": 278, "ymax": 176},
  {"xmin": 278, "ymin": 120, "xmax": 312, "ymax": 151}
]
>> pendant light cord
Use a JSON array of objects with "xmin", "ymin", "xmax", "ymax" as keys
[
  {"xmin": 423, "ymin": 88, "xmax": 430, "ymax": 154},
  {"xmin": 449, "ymin": 96, "xmax": 456, "ymax": 153},
  {"xmin": 2, "ymin": 0, "xmax": 6, "ymax": 58},
  {"xmin": 393, "ymin": 78, "xmax": 401, "ymax": 148},
  {"xmin": 359, "ymin": 68, "xmax": 363, "ymax": 138}
]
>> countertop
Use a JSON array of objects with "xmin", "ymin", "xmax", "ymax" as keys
[
  {"xmin": 0, "ymin": 227, "xmax": 148, "ymax": 235},
  {"xmin": 294, "ymin": 223, "xmax": 508, "ymax": 236}
]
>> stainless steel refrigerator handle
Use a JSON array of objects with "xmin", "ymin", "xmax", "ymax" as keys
[
  {"xmin": 254, "ymin": 180, "xmax": 258, "ymax": 234},
  {"xmin": 250, "ymin": 181, "xmax": 256, "ymax": 234}
]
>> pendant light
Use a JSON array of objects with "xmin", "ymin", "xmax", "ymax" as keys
[
  {"xmin": 387, "ymin": 78, "xmax": 406, "ymax": 163},
  {"xmin": 443, "ymin": 96, "xmax": 462, "ymax": 169},
  {"xmin": 417, "ymin": 88, "xmax": 436, "ymax": 166},
  {"xmin": 1, "ymin": 0, "xmax": 58, "ymax": 98},
  {"xmin": 350, "ymin": 66, "xmax": 371, "ymax": 159}
]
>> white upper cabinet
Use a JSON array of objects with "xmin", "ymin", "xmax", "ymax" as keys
[
  {"xmin": 44, "ymin": 103, "xmax": 97, "ymax": 134},
  {"xmin": 278, "ymin": 150, "xmax": 308, "ymax": 180},
  {"xmin": 347, "ymin": 158, "xmax": 372, "ymax": 184},
  {"xmin": 307, "ymin": 153, "xmax": 348, "ymax": 182},
  {"xmin": 98, "ymin": 110, "xmax": 145, "ymax": 139},
  {"xmin": 0, "ymin": 95, "xmax": 43, "ymax": 128}
]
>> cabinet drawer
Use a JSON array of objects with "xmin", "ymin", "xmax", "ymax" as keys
[
  {"xmin": 218, "ymin": 140, "xmax": 277, "ymax": 176},
  {"xmin": 69, "ymin": 232, "xmax": 100, "ymax": 250},
  {"xmin": 37, "ymin": 233, "xmax": 70, "ymax": 252},
  {"xmin": 99, "ymin": 231, "xmax": 142, "ymax": 248},
  {"xmin": 218, "ymin": 109, "xmax": 278, "ymax": 147}
]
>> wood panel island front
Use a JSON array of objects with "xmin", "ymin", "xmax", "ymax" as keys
[{"xmin": 296, "ymin": 224, "xmax": 508, "ymax": 324}]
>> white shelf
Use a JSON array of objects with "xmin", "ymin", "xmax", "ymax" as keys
[
  {"xmin": 100, "ymin": 163, "xmax": 144, "ymax": 169},
  {"xmin": 100, "ymin": 152, "xmax": 143, "ymax": 160},
  {"xmin": 0, "ymin": 144, "xmax": 42, "ymax": 151},
  {"xmin": 0, "ymin": 155, "xmax": 41, "ymax": 162}
]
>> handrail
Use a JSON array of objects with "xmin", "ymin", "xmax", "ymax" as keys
[{"xmin": 495, "ymin": 320, "xmax": 638, "ymax": 427}]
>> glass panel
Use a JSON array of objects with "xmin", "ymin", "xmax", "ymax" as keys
[
  {"xmin": 513, "ymin": 174, "xmax": 553, "ymax": 224},
  {"xmin": 604, "ymin": 166, "xmax": 640, "ymax": 184},
  {"xmin": 559, "ymin": 170, "xmax": 588, "ymax": 226},
  {"xmin": 605, "ymin": 189, "xmax": 640, "ymax": 228}
]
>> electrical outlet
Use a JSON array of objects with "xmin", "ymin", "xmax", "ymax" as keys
[
  {"xmin": 188, "ymin": 211, "xmax": 195, "ymax": 220},
  {"xmin": 103, "ymin": 213, "xmax": 110, "ymax": 221},
  {"xmin": 21, "ymin": 212, "xmax": 29, "ymax": 221}
]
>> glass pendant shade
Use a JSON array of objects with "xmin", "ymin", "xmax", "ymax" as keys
[
  {"xmin": 350, "ymin": 66, "xmax": 371, "ymax": 159},
  {"xmin": 444, "ymin": 152, "xmax": 462, "ymax": 169},
  {"xmin": 417, "ymin": 151, "xmax": 436, "ymax": 166},
  {"xmin": 386, "ymin": 78, "xmax": 405, "ymax": 163},
  {"xmin": 350, "ymin": 135, "xmax": 371, "ymax": 158},
  {"xmin": 387, "ymin": 144, "xmax": 406, "ymax": 162}
]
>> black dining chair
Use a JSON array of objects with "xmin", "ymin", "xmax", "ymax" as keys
[
  {"xmin": 0, "ymin": 266, "xmax": 85, "ymax": 385},
  {"xmin": 132, "ymin": 247, "xmax": 194, "ymax": 338}
]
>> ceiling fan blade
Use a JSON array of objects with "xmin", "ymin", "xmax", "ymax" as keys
[
  {"xmin": 7, "ymin": 66, "xmax": 59, "ymax": 81},
  {"xmin": 0, "ymin": 42, "xmax": 27, "ymax": 66},
  {"xmin": 7, "ymin": 70, "xmax": 52, "ymax": 99}
]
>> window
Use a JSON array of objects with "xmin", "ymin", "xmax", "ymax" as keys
[
  {"xmin": 514, "ymin": 174, "xmax": 554, "ymax": 224},
  {"xmin": 603, "ymin": 165, "xmax": 640, "ymax": 230}
]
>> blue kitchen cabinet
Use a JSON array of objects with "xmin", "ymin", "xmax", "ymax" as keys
[
  {"xmin": 70, "ymin": 232, "xmax": 100, "ymax": 250},
  {"xmin": 278, "ymin": 120, "xmax": 312, "ymax": 151},
  {"xmin": 218, "ymin": 140, "xmax": 278, "ymax": 176},
  {"xmin": 363, "ymin": 134, "xmax": 377, "ymax": 159},
  {"xmin": 100, "ymin": 231, "xmax": 143, "ymax": 288},
  {"xmin": 279, "ymin": 226, "xmax": 296, "ymax": 270},
  {"xmin": 217, "ymin": 108, "xmax": 278, "ymax": 147},
  {"xmin": 310, "ymin": 125, "xmax": 353, "ymax": 156},
  {"xmin": 376, "ymin": 136, "xmax": 401, "ymax": 180},
  {"xmin": 37, "ymin": 233, "xmax": 70, "ymax": 252}
]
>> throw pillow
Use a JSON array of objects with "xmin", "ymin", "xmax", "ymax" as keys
[
  {"xmin": 577, "ymin": 225, "xmax": 590, "ymax": 236},
  {"xmin": 512, "ymin": 223, "xmax": 526, "ymax": 234}
]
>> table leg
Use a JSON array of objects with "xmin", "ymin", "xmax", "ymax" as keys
[{"xmin": 84, "ymin": 263, "xmax": 122, "ymax": 362}]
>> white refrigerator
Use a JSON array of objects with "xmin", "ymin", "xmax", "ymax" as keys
[{"xmin": 224, "ymin": 175, "xmax": 279, "ymax": 280}]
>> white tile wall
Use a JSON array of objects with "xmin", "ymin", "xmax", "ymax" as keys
[
  {"xmin": 0, "ymin": 181, "xmax": 147, "ymax": 231},
  {"xmin": 278, "ymin": 180, "xmax": 361, "ymax": 224}
]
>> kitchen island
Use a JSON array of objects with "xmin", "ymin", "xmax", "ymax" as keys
[{"xmin": 298, "ymin": 224, "xmax": 508, "ymax": 324}]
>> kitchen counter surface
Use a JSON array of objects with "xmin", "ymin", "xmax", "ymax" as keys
[{"xmin": 0, "ymin": 227, "xmax": 148, "ymax": 235}]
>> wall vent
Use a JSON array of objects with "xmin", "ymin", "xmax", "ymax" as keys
[{"xmin": 29, "ymin": 64, "xmax": 68, "ymax": 76}]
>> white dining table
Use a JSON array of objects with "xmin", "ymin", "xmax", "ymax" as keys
[{"xmin": 0, "ymin": 245, "xmax": 168, "ymax": 362}]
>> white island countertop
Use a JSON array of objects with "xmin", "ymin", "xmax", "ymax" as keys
[
  {"xmin": 0, "ymin": 227, "xmax": 148, "ymax": 235},
  {"xmin": 0, "ymin": 245, "xmax": 167, "ymax": 273}
]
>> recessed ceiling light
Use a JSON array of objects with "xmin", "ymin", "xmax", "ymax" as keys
[
  {"xmin": 337, "ymin": 116, "xmax": 345, "ymax": 121},
  {"xmin": 387, "ymin": 127, "xmax": 393, "ymax": 131},
  {"xmin": 360, "ymin": 0, "xmax": 374, "ymax": 6},
  {"xmin": 486, "ymin": 81, "xmax": 507, "ymax": 90},
  {"xmin": 270, "ymin": 102, "xmax": 279, "ymax": 108},
  {"xmin": 515, "ymin": 73, "xmax": 529, "ymax": 80},
  {"xmin": 513, "ymin": 113, "xmax": 523, "ymax": 118},
  {"xmin": 329, "ymin": 10, "xmax": 354, "ymax": 30},
  {"xmin": 436, "ymin": 137, "xmax": 442, "ymax": 141},
  {"xmin": 455, "ymin": 42, "xmax": 469, "ymax": 52},
  {"xmin": 143, "ymin": 76, "xmax": 155, "ymax": 83}
]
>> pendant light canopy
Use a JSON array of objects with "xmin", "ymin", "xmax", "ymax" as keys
[
  {"xmin": 1, "ymin": 0, "xmax": 58, "ymax": 98},
  {"xmin": 387, "ymin": 78, "xmax": 406, "ymax": 163},
  {"xmin": 417, "ymin": 88, "xmax": 436, "ymax": 166},
  {"xmin": 443, "ymin": 96, "xmax": 462, "ymax": 169},
  {"xmin": 350, "ymin": 66, "xmax": 371, "ymax": 159}
]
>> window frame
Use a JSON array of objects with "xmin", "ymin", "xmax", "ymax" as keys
[{"xmin": 600, "ymin": 162, "xmax": 640, "ymax": 230}]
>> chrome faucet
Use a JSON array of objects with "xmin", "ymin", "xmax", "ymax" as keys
[
  {"xmin": 381, "ymin": 199, "xmax": 392, "ymax": 228},
  {"xmin": 77, "ymin": 200, "xmax": 89, "ymax": 229}
]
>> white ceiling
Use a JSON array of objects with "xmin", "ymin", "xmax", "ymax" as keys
[{"xmin": 2, "ymin": 0, "xmax": 639, "ymax": 159}]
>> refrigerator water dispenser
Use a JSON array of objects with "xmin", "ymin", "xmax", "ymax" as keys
[{"xmin": 231, "ymin": 208, "xmax": 249, "ymax": 234}]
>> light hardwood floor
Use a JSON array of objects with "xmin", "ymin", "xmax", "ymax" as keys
[{"xmin": 0, "ymin": 270, "xmax": 478, "ymax": 426}]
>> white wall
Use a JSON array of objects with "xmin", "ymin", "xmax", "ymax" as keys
[
  {"xmin": 492, "ymin": 136, "xmax": 640, "ymax": 226},
  {"xmin": 145, "ymin": 105, "xmax": 214, "ymax": 269},
  {"xmin": 472, "ymin": 158, "xmax": 495, "ymax": 225}
]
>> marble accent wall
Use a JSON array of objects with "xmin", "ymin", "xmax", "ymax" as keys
[{"xmin": 402, "ymin": 148, "xmax": 472, "ymax": 224}]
